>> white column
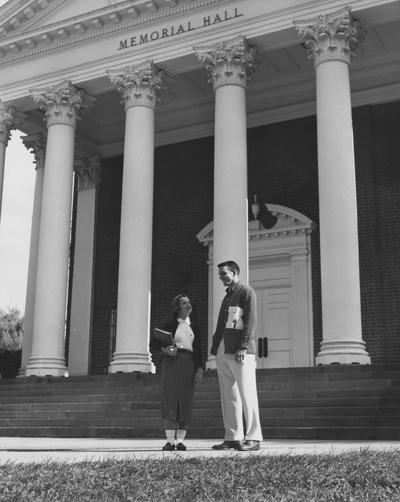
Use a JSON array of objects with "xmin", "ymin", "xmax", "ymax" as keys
[
  {"xmin": 195, "ymin": 36, "xmax": 258, "ymax": 367},
  {"xmin": 26, "ymin": 81, "xmax": 92, "ymax": 377},
  {"xmin": 295, "ymin": 7, "xmax": 370, "ymax": 364},
  {"xmin": 18, "ymin": 133, "xmax": 46, "ymax": 377},
  {"xmin": 107, "ymin": 61, "xmax": 166, "ymax": 373},
  {"xmin": 68, "ymin": 156, "xmax": 101, "ymax": 375},
  {"xmin": 0, "ymin": 101, "xmax": 16, "ymax": 222}
]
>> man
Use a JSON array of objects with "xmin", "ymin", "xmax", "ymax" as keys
[{"xmin": 211, "ymin": 260, "xmax": 263, "ymax": 451}]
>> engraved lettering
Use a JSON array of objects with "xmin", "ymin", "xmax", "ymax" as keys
[
  {"xmin": 117, "ymin": 8, "xmax": 244, "ymax": 50},
  {"xmin": 118, "ymin": 39, "xmax": 128, "ymax": 50}
]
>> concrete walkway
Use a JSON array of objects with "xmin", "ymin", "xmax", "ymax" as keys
[{"xmin": 0, "ymin": 438, "xmax": 399, "ymax": 463}]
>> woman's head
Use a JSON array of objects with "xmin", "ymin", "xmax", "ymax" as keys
[{"xmin": 171, "ymin": 294, "xmax": 192, "ymax": 320}]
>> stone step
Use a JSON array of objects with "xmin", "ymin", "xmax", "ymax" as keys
[
  {"xmin": 0, "ymin": 415, "xmax": 398, "ymax": 429},
  {"xmin": 1, "ymin": 386, "xmax": 399, "ymax": 404},
  {"xmin": 0, "ymin": 378, "xmax": 393, "ymax": 397},
  {"xmin": 0, "ymin": 425, "xmax": 397, "ymax": 440},
  {"xmin": 2, "ymin": 364, "xmax": 400, "ymax": 388},
  {"xmin": 0, "ymin": 395, "xmax": 394, "ymax": 412},
  {"xmin": 1, "ymin": 366, "xmax": 399, "ymax": 439},
  {"xmin": 1, "ymin": 405, "xmax": 398, "ymax": 420}
]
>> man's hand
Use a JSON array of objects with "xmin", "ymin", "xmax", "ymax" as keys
[
  {"xmin": 235, "ymin": 349, "xmax": 247, "ymax": 362},
  {"xmin": 194, "ymin": 367, "xmax": 203, "ymax": 384}
]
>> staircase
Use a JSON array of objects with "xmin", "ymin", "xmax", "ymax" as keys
[{"xmin": 0, "ymin": 365, "xmax": 399, "ymax": 439}]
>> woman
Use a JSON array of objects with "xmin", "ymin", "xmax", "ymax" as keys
[{"xmin": 154, "ymin": 294, "xmax": 203, "ymax": 451}]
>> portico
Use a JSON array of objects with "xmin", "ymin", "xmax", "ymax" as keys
[{"xmin": 1, "ymin": 0, "xmax": 400, "ymax": 377}]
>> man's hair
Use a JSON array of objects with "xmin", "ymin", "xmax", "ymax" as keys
[{"xmin": 217, "ymin": 260, "xmax": 240, "ymax": 275}]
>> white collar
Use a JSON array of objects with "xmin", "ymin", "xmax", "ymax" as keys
[{"xmin": 177, "ymin": 317, "xmax": 191, "ymax": 325}]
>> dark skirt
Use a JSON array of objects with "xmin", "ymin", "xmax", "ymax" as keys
[{"xmin": 161, "ymin": 351, "xmax": 195, "ymax": 425}]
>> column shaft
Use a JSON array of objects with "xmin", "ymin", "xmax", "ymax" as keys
[
  {"xmin": 214, "ymin": 84, "xmax": 249, "ymax": 281},
  {"xmin": 19, "ymin": 164, "xmax": 45, "ymax": 375},
  {"xmin": 213, "ymin": 84, "xmax": 249, "ymax": 332},
  {"xmin": 107, "ymin": 61, "xmax": 166, "ymax": 373},
  {"xmin": 317, "ymin": 61, "xmax": 361, "ymax": 333},
  {"xmin": 26, "ymin": 80, "xmax": 92, "ymax": 376},
  {"xmin": 27, "ymin": 124, "xmax": 75, "ymax": 375},
  {"xmin": 294, "ymin": 7, "xmax": 370, "ymax": 364},
  {"xmin": 114, "ymin": 106, "xmax": 154, "ymax": 369},
  {"xmin": 194, "ymin": 36, "xmax": 258, "ymax": 365},
  {"xmin": 68, "ymin": 157, "xmax": 100, "ymax": 375}
]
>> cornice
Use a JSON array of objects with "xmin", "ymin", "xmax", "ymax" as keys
[{"xmin": 0, "ymin": 0, "xmax": 226, "ymax": 64}]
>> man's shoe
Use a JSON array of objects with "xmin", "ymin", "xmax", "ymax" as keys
[
  {"xmin": 212, "ymin": 440, "xmax": 242, "ymax": 450},
  {"xmin": 176, "ymin": 442, "xmax": 187, "ymax": 451},
  {"xmin": 162, "ymin": 442, "xmax": 175, "ymax": 451},
  {"xmin": 237, "ymin": 440, "xmax": 260, "ymax": 451}
]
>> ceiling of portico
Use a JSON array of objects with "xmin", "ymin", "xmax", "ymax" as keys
[{"xmin": 1, "ymin": 0, "xmax": 400, "ymax": 157}]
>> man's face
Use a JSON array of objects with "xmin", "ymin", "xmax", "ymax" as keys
[{"xmin": 218, "ymin": 266, "xmax": 238, "ymax": 287}]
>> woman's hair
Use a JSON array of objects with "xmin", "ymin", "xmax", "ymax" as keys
[{"xmin": 171, "ymin": 293, "xmax": 189, "ymax": 318}]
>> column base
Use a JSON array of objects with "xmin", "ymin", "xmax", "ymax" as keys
[
  {"xmin": 25, "ymin": 356, "xmax": 68, "ymax": 377},
  {"xmin": 316, "ymin": 338, "xmax": 371, "ymax": 365},
  {"xmin": 109, "ymin": 351, "xmax": 155, "ymax": 374}
]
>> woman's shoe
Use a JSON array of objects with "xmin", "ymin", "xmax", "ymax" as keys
[
  {"xmin": 162, "ymin": 442, "xmax": 175, "ymax": 451},
  {"xmin": 176, "ymin": 442, "xmax": 187, "ymax": 451}
]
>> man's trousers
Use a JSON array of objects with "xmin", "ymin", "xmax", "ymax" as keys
[{"xmin": 216, "ymin": 343, "xmax": 263, "ymax": 441}]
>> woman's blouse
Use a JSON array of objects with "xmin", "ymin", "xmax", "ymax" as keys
[{"xmin": 173, "ymin": 317, "xmax": 195, "ymax": 351}]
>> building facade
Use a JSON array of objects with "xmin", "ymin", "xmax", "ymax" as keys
[{"xmin": 0, "ymin": 0, "xmax": 399, "ymax": 377}]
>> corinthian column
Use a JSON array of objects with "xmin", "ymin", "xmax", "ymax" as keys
[
  {"xmin": 107, "ymin": 61, "xmax": 166, "ymax": 373},
  {"xmin": 194, "ymin": 36, "xmax": 258, "ymax": 366},
  {"xmin": 0, "ymin": 101, "xmax": 17, "ymax": 221},
  {"xmin": 18, "ymin": 133, "xmax": 46, "ymax": 377},
  {"xmin": 26, "ymin": 81, "xmax": 93, "ymax": 377},
  {"xmin": 294, "ymin": 7, "xmax": 370, "ymax": 364},
  {"xmin": 68, "ymin": 155, "xmax": 101, "ymax": 375}
]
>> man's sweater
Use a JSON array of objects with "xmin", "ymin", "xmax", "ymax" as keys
[{"xmin": 211, "ymin": 281, "xmax": 257, "ymax": 355}]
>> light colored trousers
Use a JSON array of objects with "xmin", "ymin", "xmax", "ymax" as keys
[{"xmin": 216, "ymin": 342, "xmax": 263, "ymax": 441}]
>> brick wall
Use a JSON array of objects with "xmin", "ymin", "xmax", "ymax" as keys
[
  {"xmin": 354, "ymin": 103, "xmax": 400, "ymax": 363},
  {"xmin": 89, "ymin": 101, "xmax": 400, "ymax": 374},
  {"xmin": 90, "ymin": 157, "xmax": 122, "ymax": 374}
]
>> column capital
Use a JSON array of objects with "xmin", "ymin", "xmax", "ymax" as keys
[
  {"xmin": 30, "ymin": 80, "xmax": 94, "ymax": 129},
  {"xmin": 22, "ymin": 132, "xmax": 46, "ymax": 170},
  {"xmin": 74, "ymin": 155, "xmax": 102, "ymax": 191},
  {"xmin": 107, "ymin": 60, "xmax": 167, "ymax": 111},
  {"xmin": 294, "ymin": 6, "xmax": 364, "ymax": 67},
  {"xmin": 194, "ymin": 35, "xmax": 259, "ymax": 90},
  {"xmin": 0, "ymin": 100, "xmax": 17, "ymax": 146}
]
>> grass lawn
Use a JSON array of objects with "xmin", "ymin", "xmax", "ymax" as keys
[{"xmin": 1, "ymin": 450, "xmax": 400, "ymax": 501}]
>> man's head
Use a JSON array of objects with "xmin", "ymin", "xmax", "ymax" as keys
[{"xmin": 217, "ymin": 260, "xmax": 240, "ymax": 288}]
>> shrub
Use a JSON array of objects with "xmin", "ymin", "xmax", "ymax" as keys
[{"xmin": 0, "ymin": 307, "xmax": 23, "ymax": 352}]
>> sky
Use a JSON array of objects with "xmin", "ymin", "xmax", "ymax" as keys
[
  {"xmin": 0, "ymin": 131, "xmax": 35, "ymax": 313},
  {"xmin": 0, "ymin": 1, "xmax": 35, "ymax": 313}
]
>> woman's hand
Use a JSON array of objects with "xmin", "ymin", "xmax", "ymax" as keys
[{"xmin": 194, "ymin": 367, "xmax": 203, "ymax": 384}]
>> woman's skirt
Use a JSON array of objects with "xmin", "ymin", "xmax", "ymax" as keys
[{"xmin": 161, "ymin": 351, "xmax": 195, "ymax": 425}]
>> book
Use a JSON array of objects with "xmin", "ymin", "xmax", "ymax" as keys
[
  {"xmin": 225, "ymin": 306, "xmax": 244, "ymax": 330},
  {"xmin": 153, "ymin": 328, "xmax": 175, "ymax": 347}
]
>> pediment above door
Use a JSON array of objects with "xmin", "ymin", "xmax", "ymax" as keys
[{"xmin": 196, "ymin": 203, "xmax": 315, "ymax": 248}]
